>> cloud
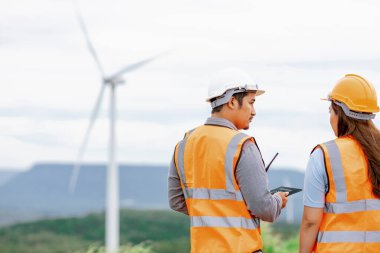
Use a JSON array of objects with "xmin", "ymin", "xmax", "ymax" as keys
[{"xmin": 0, "ymin": 0, "xmax": 380, "ymax": 170}]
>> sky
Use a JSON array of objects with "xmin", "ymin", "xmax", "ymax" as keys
[{"xmin": 0, "ymin": 0, "xmax": 380, "ymax": 171}]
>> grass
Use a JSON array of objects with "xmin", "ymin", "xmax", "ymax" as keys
[{"xmin": 0, "ymin": 209, "xmax": 299, "ymax": 253}]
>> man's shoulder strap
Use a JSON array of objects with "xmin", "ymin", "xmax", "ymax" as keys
[{"xmin": 183, "ymin": 128, "xmax": 197, "ymax": 139}]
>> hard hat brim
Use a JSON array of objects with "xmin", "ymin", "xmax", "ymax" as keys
[
  {"xmin": 255, "ymin": 90, "xmax": 265, "ymax": 96},
  {"xmin": 321, "ymin": 94, "xmax": 332, "ymax": 101}
]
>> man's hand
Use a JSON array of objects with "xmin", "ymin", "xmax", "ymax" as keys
[{"xmin": 276, "ymin": 192, "xmax": 289, "ymax": 209}]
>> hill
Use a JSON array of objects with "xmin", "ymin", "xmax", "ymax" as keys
[
  {"xmin": 0, "ymin": 163, "xmax": 304, "ymax": 226},
  {"xmin": 0, "ymin": 164, "xmax": 169, "ymax": 226},
  {"xmin": 0, "ymin": 209, "xmax": 190, "ymax": 253},
  {"xmin": 0, "ymin": 209, "xmax": 298, "ymax": 253},
  {"xmin": 0, "ymin": 170, "xmax": 20, "ymax": 186}
]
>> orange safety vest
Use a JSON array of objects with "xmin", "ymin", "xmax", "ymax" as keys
[
  {"xmin": 313, "ymin": 136, "xmax": 380, "ymax": 253},
  {"xmin": 174, "ymin": 125, "xmax": 263, "ymax": 253}
]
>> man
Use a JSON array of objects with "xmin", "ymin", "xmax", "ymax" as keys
[{"xmin": 168, "ymin": 68, "xmax": 288, "ymax": 253}]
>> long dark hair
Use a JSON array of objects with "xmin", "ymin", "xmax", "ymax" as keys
[{"xmin": 332, "ymin": 102, "xmax": 380, "ymax": 198}]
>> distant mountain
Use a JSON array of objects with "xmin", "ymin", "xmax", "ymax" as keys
[
  {"xmin": 267, "ymin": 168, "xmax": 304, "ymax": 224},
  {"xmin": 0, "ymin": 163, "xmax": 305, "ymax": 226},
  {"xmin": 0, "ymin": 163, "xmax": 169, "ymax": 226},
  {"xmin": 0, "ymin": 170, "xmax": 21, "ymax": 186}
]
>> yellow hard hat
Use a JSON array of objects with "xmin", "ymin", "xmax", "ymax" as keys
[{"xmin": 325, "ymin": 74, "xmax": 379, "ymax": 120}]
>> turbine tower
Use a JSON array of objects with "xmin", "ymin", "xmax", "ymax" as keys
[{"xmin": 68, "ymin": 2, "xmax": 163, "ymax": 252}]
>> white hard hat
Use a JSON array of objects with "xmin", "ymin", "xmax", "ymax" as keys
[{"xmin": 206, "ymin": 68, "xmax": 265, "ymax": 108}]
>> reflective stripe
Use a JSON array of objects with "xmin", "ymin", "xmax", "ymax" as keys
[
  {"xmin": 224, "ymin": 133, "xmax": 249, "ymax": 192},
  {"xmin": 191, "ymin": 216, "xmax": 259, "ymax": 230},
  {"xmin": 367, "ymin": 231, "xmax": 380, "ymax": 242},
  {"xmin": 325, "ymin": 199, "xmax": 380, "ymax": 214},
  {"xmin": 324, "ymin": 140, "xmax": 347, "ymax": 202},
  {"xmin": 187, "ymin": 188, "xmax": 243, "ymax": 200},
  {"xmin": 318, "ymin": 231, "xmax": 380, "ymax": 243},
  {"xmin": 177, "ymin": 129, "xmax": 195, "ymax": 198},
  {"xmin": 177, "ymin": 140, "xmax": 187, "ymax": 184}
]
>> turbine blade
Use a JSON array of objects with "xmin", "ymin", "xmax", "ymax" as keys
[
  {"xmin": 109, "ymin": 51, "xmax": 168, "ymax": 80},
  {"xmin": 73, "ymin": 0, "xmax": 106, "ymax": 78},
  {"xmin": 69, "ymin": 84, "xmax": 106, "ymax": 193}
]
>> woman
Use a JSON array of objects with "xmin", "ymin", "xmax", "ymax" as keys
[{"xmin": 299, "ymin": 74, "xmax": 380, "ymax": 253}]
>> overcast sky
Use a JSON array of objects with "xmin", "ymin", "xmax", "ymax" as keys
[{"xmin": 0, "ymin": 0, "xmax": 380, "ymax": 171}]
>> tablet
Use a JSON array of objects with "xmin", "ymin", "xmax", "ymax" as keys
[{"xmin": 270, "ymin": 186, "xmax": 302, "ymax": 196}]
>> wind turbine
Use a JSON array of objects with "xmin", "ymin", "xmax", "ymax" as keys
[{"xmin": 68, "ymin": 2, "xmax": 163, "ymax": 252}]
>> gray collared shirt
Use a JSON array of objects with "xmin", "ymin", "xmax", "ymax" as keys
[{"xmin": 168, "ymin": 117, "xmax": 282, "ymax": 222}]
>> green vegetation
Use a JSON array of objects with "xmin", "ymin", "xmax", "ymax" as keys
[
  {"xmin": 0, "ymin": 209, "xmax": 299, "ymax": 253},
  {"xmin": 261, "ymin": 223, "xmax": 299, "ymax": 253},
  {"xmin": 0, "ymin": 210, "xmax": 189, "ymax": 253},
  {"xmin": 72, "ymin": 243, "xmax": 154, "ymax": 253}
]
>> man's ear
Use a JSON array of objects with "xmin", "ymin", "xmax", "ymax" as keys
[{"xmin": 226, "ymin": 96, "xmax": 236, "ymax": 109}]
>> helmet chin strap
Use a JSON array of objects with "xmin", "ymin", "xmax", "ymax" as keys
[{"xmin": 333, "ymin": 100, "xmax": 375, "ymax": 120}]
